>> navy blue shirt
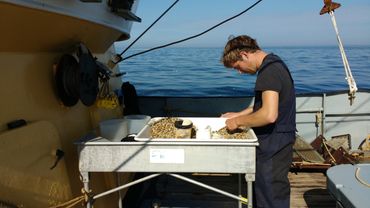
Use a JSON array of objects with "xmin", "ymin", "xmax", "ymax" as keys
[{"xmin": 252, "ymin": 54, "xmax": 296, "ymax": 158}]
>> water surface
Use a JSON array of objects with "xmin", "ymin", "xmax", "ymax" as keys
[{"xmin": 116, "ymin": 46, "xmax": 370, "ymax": 97}]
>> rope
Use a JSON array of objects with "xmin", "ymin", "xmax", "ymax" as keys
[
  {"xmin": 96, "ymin": 78, "xmax": 119, "ymax": 109},
  {"xmin": 48, "ymin": 188, "xmax": 93, "ymax": 208},
  {"xmin": 49, "ymin": 196, "xmax": 84, "ymax": 208},
  {"xmin": 328, "ymin": 11, "xmax": 358, "ymax": 105},
  {"xmin": 355, "ymin": 167, "xmax": 370, "ymax": 188},
  {"xmin": 322, "ymin": 139, "xmax": 337, "ymax": 165}
]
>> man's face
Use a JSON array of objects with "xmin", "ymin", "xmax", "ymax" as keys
[{"xmin": 231, "ymin": 53, "xmax": 256, "ymax": 74}]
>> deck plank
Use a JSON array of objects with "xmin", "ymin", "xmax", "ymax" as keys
[{"xmin": 289, "ymin": 172, "xmax": 336, "ymax": 208}]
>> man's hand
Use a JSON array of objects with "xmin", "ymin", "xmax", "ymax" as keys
[{"xmin": 225, "ymin": 117, "xmax": 239, "ymax": 131}]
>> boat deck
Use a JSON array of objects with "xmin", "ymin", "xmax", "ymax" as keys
[
  {"xmin": 290, "ymin": 171, "xmax": 336, "ymax": 208},
  {"xmin": 122, "ymin": 171, "xmax": 336, "ymax": 207}
]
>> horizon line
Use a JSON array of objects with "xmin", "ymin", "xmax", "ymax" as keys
[{"xmin": 115, "ymin": 43, "xmax": 370, "ymax": 49}]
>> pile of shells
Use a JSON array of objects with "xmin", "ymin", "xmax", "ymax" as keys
[
  {"xmin": 212, "ymin": 126, "xmax": 253, "ymax": 140},
  {"xmin": 149, "ymin": 117, "xmax": 252, "ymax": 139},
  {"xmin": 150, "ymin": 117, "xmax": 179, "ymax": 138},
  {"xmin": 150, "ymin": 117, "xmax": 197, "ymax": 139}
]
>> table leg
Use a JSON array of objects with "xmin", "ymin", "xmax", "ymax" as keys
[
  {"xmin": 245, "ymin": 174, "xmax": 255, "ymax": 208},
  {"xmin": 238, "ymin": 174, "xmax": 242, "ymax": 208},
  {"xmin": 81, "ymin": 172, "xmax": 91, "ymax": 208},
  {"xmin": 117, "ymin": 173, "xmax": 123, "ymax": 208}
]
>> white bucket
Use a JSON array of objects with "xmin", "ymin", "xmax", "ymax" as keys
[
  {"xmin": 124, "ymin": 115, "xmax": 151, "ymax": 134},
  {"xmin": 99, "ymin": 119, "xmax": 128, "ymax": 142}
]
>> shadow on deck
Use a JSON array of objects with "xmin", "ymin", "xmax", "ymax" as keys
[{"xmin": 122, "ymin": 171, "xmax": 336, "ymax": 208}]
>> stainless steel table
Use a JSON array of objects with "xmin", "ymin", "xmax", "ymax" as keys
[{"xmin": 77, "ymin": 136, "xmax": 258, "ymax": 208}]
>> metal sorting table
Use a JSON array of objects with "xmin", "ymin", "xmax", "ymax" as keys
[
  {"xmin": 77, "ymin": 118, "xmax": 259, "ymax": 208},
  {"xmin": 327, "ymin": 164, "xmax": 370, "ymax": 208}
]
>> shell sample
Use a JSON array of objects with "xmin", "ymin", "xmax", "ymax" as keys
[
  {"xmin": 150, "ymin": 117, "xmax": 179, "ymax": 138},
  {"xmin": 212, "ymin": 127, "xmax": 252, "ymax": 139},
  {"xmin": 149, "ymin": 117, "xmax": 253, "ymax": 140}
]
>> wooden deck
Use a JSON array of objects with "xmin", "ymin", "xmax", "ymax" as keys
[
  {"xmin": 289, "ymin": 171, "xmax": 336, "ymax": 208},
  {"xmin": 123, "ymin": 171, "xmax": 337, "ymax": 207}
]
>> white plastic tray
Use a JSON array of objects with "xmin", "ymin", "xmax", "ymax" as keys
[{"xmin": 135, "ymin": 117, "xmax": 258, "ymax": 143}]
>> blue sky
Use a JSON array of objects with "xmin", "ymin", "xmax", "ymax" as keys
[{"xmin": 119, "ymin": 0, "xmax": 370, "ymax": 48}]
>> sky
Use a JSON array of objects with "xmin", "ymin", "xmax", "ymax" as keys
[{"xmin": 117, "ymin": 0, "xmax": 370, "ymax": 48}]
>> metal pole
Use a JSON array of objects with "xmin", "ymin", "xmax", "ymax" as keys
[
  {"xmin": 238, "ymin": 174, "xmax": 242, "ymax": 208},
  {"xmin": 117, "ymin": 173, "xmax": 123, "ymax": 208},
  {"xmin": 322, "ymin": 93, "xmax": 326, "ymax": 136},
  {"xmin": 247, "ymin": 181, "xmax": 253, "ymax": 208},
  {"xmin": 245, "ymin": 174, "xmax": 254, "ymax": 208},
  {"xmin": 93, "ymin": 173, "xmax": 162, "ymax": 200},
  {"xmin": 329, "ymin": 10, "xmax": 357, "ymax": 103}
]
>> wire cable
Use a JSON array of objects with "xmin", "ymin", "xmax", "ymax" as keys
[
  {"xmin": 119, "ymin": 0, "xmax": 180, "ymax": 56},
  {"xmin": 118, "ymin": 0, "xmax": 263, "ymax": 63}
]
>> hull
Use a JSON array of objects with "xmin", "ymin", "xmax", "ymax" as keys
[
  {"xmin": 1, "ymin": 1, "xmax": 369, "ymax": 207},
  {"xmin": 0, "ymin": 0, "xmax": 138, "ymax": 52},
  {"xmin": 0, "ymin": 1, "xmax": 140, "ymax": 207}
]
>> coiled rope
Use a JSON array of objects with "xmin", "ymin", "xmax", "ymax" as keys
[{"xmin": 355, "ymin": 167, "xmax": 370, "ymax": 188}]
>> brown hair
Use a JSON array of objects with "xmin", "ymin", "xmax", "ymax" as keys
[{"xmin": 221, "ymin": 35, "xmax": 260, "ymax": 68}]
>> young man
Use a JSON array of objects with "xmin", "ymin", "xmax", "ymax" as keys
[{"xmin": 221, "ymin": 35, "xmax": 296, "ymax": 208}]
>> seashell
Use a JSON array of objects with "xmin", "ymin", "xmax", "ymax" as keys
[{"xmin": 213, "ymin": 126, "xmax": 252, "ymax": 139}]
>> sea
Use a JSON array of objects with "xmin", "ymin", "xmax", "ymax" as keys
[{"xmin": 116, "ymin": 46, "xmax": 370, "ymax": 97}]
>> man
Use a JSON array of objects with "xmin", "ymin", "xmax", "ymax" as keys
[{"xmin": 221, "ymin": 35, "xmax": 296, "ymax": 208}]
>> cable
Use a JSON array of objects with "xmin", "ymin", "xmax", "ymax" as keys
[
  {"xmin": 119, "ymin": 0, "xmax": 180, "ymax": 56},
  {"xmin": 118, "ymin": 0, "xmax": 263, "ymax": 62},
  {"xmin": 355, "ymin": 167, "xmax": 370, "ymax": 188}
]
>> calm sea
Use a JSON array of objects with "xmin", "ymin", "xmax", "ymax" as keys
[{"xmin": 116, "ymin": 46, "xmax": 370, "ymax": 97}]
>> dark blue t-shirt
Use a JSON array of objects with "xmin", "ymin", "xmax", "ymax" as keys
[{"xmin": 252, "ymin": 53, "xmax": 296, "ymax": 158}]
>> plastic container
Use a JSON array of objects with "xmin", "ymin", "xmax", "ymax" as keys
[
  {"xmin": 124, "ymin": 115, "xmax": 151, "ymax": 134},
  {"xmin": 174, "ymin": 119, "xmax": 193, "ymax": 138},
  {"xmin": 196, "ymin": 125, "xmax": 212, "ymax": 139},
  {"xmin": 99, "ymin": 119, "xmax": 128, "ymax": 142}
]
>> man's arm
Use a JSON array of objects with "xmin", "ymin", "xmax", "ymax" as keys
[
  {"xmin": 225, "ymin": 90, "xmax": 278, "ymax": 130},
  {"xmin": 221, "ymin": 107, "xmax": 253, "ymax": 119}
]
